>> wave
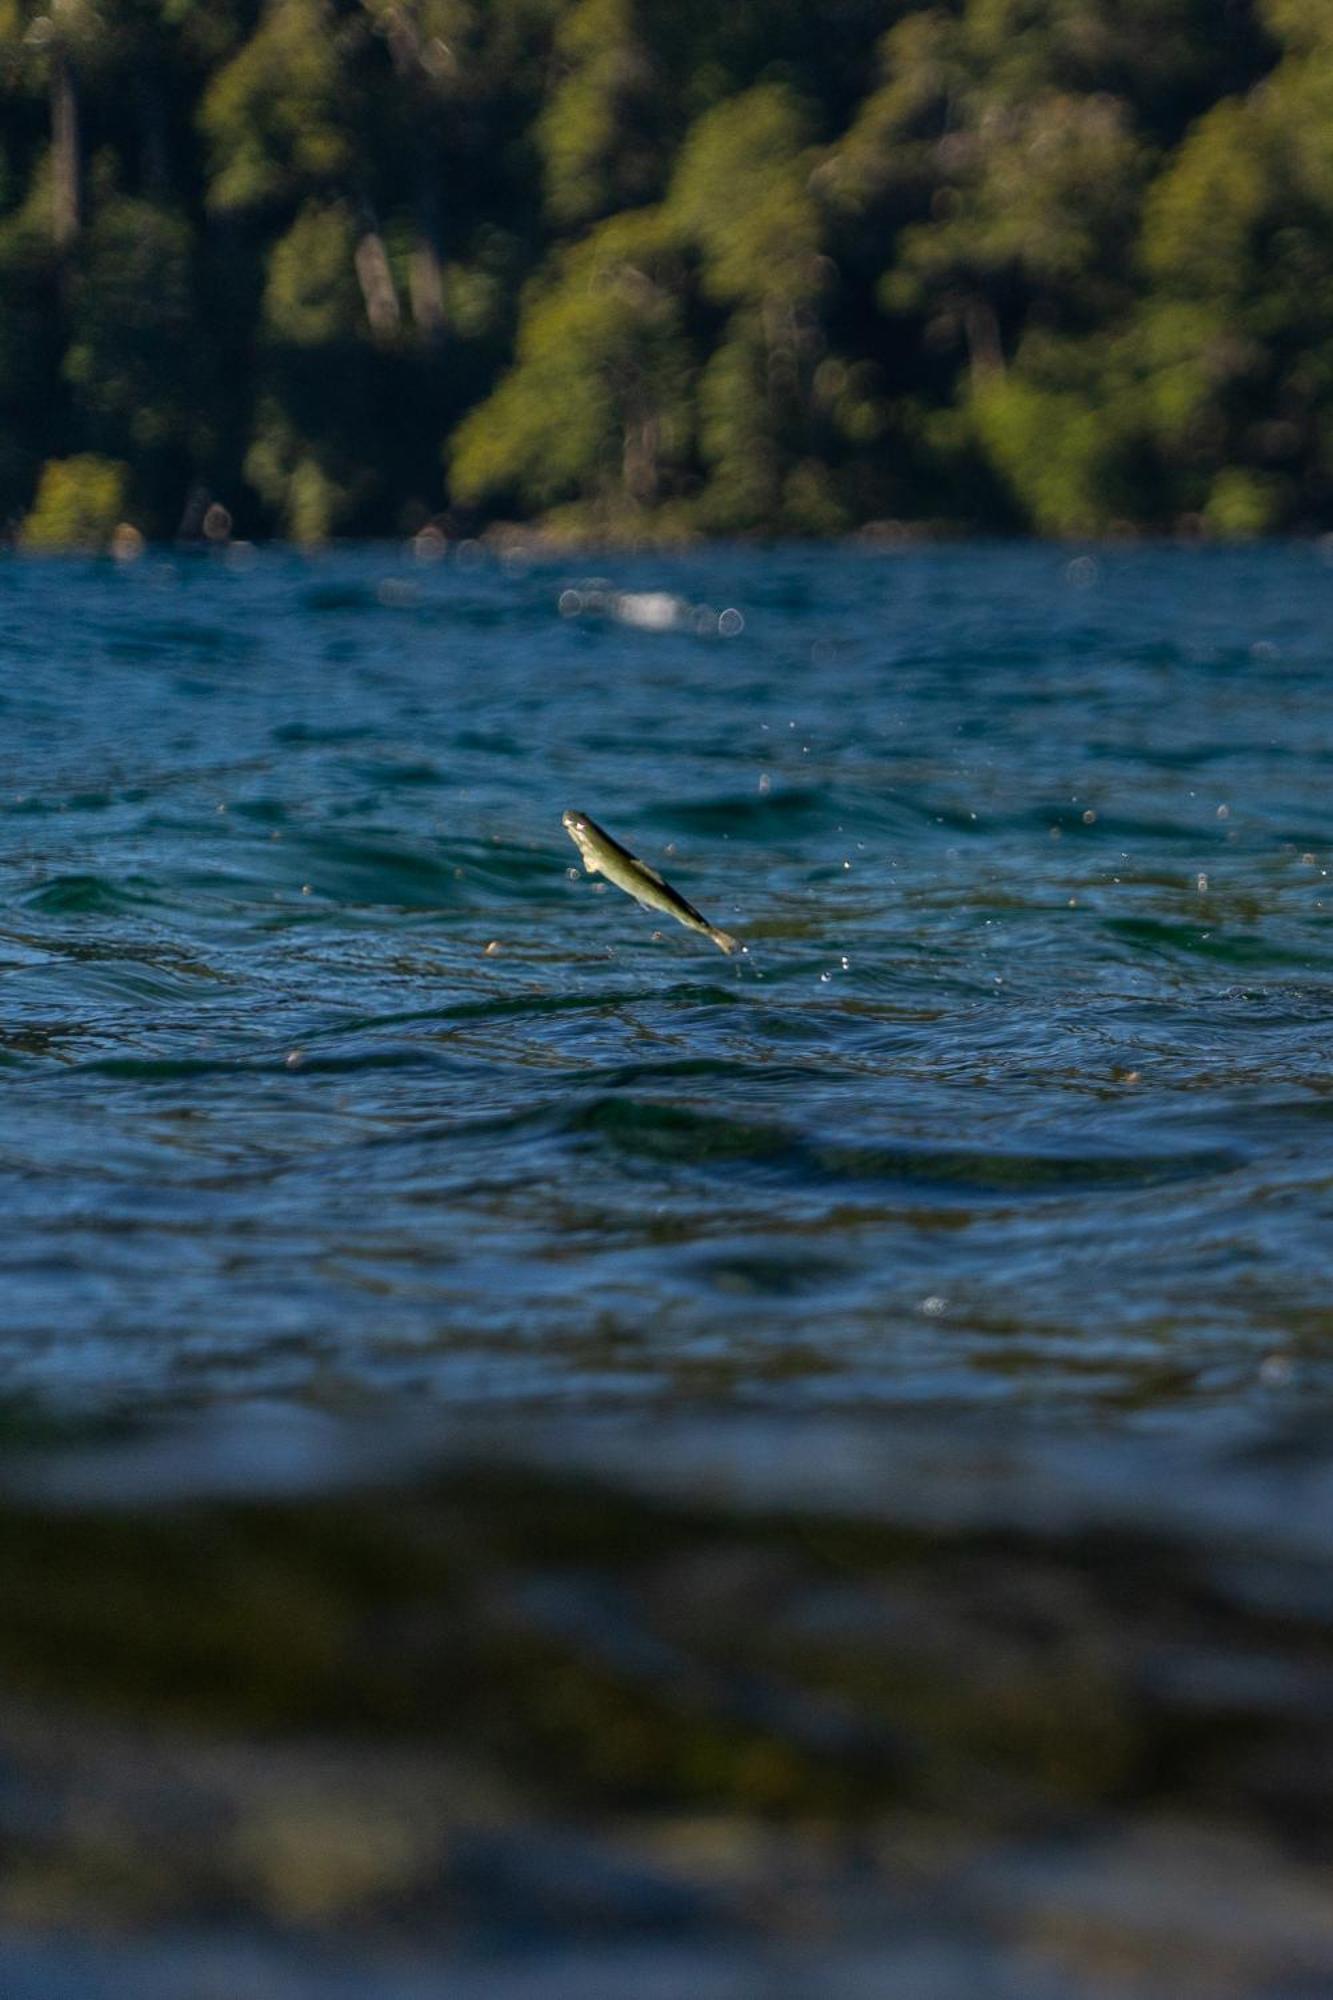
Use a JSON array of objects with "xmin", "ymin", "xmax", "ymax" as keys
[
  {"xmin": 20, "ymin": 875, "xmax": 156, "ymax": 916},
  {"xmin": 390, "ymin": 1092, "xmax": 1241, "ymax": 1199}
]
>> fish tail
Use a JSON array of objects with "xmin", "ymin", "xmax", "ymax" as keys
[{"xmin": 706, "ymin": 924, "xmax": 742, "ymax": 955}]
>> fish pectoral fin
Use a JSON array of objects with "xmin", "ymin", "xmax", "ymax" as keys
[{"xmin": 637, "ymin": 861, "xmax": 667, "ymax": 887}]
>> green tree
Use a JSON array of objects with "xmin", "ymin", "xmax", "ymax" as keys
[
  {"xmin": 822, "ymin": 0, "xmax": 1278, "ymax": 532},
  {"xmin": 64, "ymin": 194, "xmax": 199, "ymax": 472},
  {"xmin": 19, "ymin": 450, "xmax": 128, "ymax": 546},
  {"xmin": 0, "ymin": 0, "xmax": 110, "ymax": 249},
  {"xmin": 201, "ymin": 0, "xmax": 359, "ymax": 215},
  {"xmin": 669, "ymin": 82, "xmax": 845, "ymax": 530},
  {"xmin": 450, "ymin": 205, "xmax": 693, "ymax": 532},
  {"xmin": 538, "ymin": 0, "xmax": 669, "ymax": 226},
  {"xmin": 1134, "ymin": 72, "xmax": 1333, "ymax": 532}
]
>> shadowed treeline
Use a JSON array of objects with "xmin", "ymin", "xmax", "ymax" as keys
[{"xmin": 0, "ymin": 1, "xmax": 1328, "ymax": 544}]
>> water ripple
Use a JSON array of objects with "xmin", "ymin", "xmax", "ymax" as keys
[{"xmin": 2, "ymin": 545, "xmax": 1332, "ymax": 1426}]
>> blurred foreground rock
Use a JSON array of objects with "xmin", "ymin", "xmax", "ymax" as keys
[{"xmin": 0, "ymin": 1411, "xmax": 1330, "ymax": 1997}]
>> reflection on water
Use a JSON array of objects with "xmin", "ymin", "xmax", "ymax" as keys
[{"xmin": 3, "ymin": 545, "xmax": 1333, "ymax": 1993}]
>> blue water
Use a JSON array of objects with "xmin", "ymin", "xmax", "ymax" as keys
[
  {"xmin": 6, "ymin": 544, "xmax": 1333, "ymax": 1999},
  {"xmin": 4, "ymin": 542, "xmax": 1332, "ymax": 1421}
]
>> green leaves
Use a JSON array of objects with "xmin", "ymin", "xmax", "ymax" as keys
[
  {"xmin": 65, "ymin": 198, "xmax": 195, "ymax": 447},
  {"xmin": 201, "ymin": 0, "xmax": 357, "ymax": 215},
  {"xmin": 19, "ymin": 452, "xmax": 128, "ymax": 547},
  {"xmin": 263, "ymin": 200, "xmax": 367, "ymax": 345},
  {"xmin": 1127, "ymin": 24, "xmax": 1333, "ymax": 529},
  {"xmin": 450, "ymin": 206, "xmax": 693, "ymax": 527},
  {"xmin": 539, "ymin": 0, "xmax": 668, "ymax": 225},
  {"xmin": 669, "ymin": 84, "xmax": 822, "ymax": 308},
  {"xmin": 970, "ymin": 338, "xmax": 1143, "ymax": 535}
]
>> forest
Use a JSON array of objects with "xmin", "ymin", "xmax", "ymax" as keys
[{"xmin": 0, "ymin": 0, "xmax": 1329, "ymax": 545}]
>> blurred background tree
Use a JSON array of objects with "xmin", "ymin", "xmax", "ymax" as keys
[{"xmin": 0, "ymin": 0, "xmax": 1326, "ymax": 541}]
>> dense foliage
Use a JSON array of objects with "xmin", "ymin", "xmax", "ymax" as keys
[{"xmin": 1, "ymin": 0, "xmax": 1327, "ymax": 541}]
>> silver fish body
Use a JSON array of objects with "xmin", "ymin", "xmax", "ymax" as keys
[{"xmin": 562, "ymin": 811, "xmax": 740, "ymax": 955}]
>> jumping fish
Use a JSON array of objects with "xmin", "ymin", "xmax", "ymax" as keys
[{"xmin": 562, "ymin": 810, "xmax": 741, "ymax": 955}]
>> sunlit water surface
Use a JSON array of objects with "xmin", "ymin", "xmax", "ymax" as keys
[{"xmin": 4, "ymin": 545, "xmax": 1333, "ymax": 1997}]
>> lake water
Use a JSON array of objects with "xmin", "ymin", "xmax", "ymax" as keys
[{"xmin": 3, "ymin": 545, "xmax": 1333, "ymax": 1997}]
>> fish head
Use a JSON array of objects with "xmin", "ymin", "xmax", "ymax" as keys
[{"xmin": 561, "ymin": 809, "xmax": 603, "ymax": 874}]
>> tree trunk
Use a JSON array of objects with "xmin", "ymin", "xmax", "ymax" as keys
[
  {"xmin": 409, "ymin": 239, "xmax": 446, "ymax": 340},
  {"xmin": 409, "ymin": 141, "xmax": 448, "ymax": 344},
  {"xmin": 136, "ymin": 71, "xmax": 171, "ymax": 194},
  {"xmin": 374, "ymin": 3, "xmax": 451, "ymax": 345},
  {"xmin": 622, "ymin": 411, "xmax": 660, "ymax": 508},
  {"xmin": 51, "ymin": 51, "xmax": 81, "ymax": 250},
  {"xmin": 963, "ymin": 294, "xmax": 1005, "ymax": 384},
  {"xmin": 353, "ymin": 225, "xmax": 402, "ymax": 339}
]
